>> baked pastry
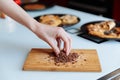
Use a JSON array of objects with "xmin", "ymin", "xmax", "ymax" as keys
[
  {"xmin": 98, "ymin": 21, "xmax": 115, "ymax": 30},
  {"xmin": 112, "ymin": 27, "xmax": 120, "ymax": 36},
  {"xmin": 87, "ymin": 21, "xmax": 120, "ymax": 38},
  {"xmin": 39, "ymin": 15, "xmax": 62, "ymax": 27},
  {"xmin": 24, "ymin": 4, "xmax": 46, "ymax": 10},
  {"xmin": 60, "ymin": 15, "xmax": 78, "ymax": 25}
]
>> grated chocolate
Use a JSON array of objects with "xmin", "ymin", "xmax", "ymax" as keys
[{"xmin": 49, "ymin": 50, "xmax": 79, "ymax": 65}]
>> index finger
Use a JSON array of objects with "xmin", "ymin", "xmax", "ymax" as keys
[{"xmin": 59, "ymin": 31, "xmax": 71, "ymax": 55}]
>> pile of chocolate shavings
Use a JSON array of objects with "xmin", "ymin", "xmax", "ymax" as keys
[{"xmin": 49, "ymin": 50, "xmax": 79, "ymax": 65}]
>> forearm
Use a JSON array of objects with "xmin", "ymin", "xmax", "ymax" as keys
[
  {"xmin": 0, "ymin": 0, "xmax": 71, "ymax": 55},
  {"xmin": 0, "ymin": 0, "xmax": 38, "ymax": 32}
]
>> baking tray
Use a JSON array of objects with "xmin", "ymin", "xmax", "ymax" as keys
[
  {"xmin": 21, "ymin": 2, "xmax": 54, "ymax": 11},
  {"xmin": 80, "ymin": 21, "xmax": 120, "ymax": 40},
  {"xmin": 77, "ymin": 21, "xmax": 120, "ymax": 43},
  {"xmin": 77, "ymin": 32, "xmax": 108, "ymax": 44},
  {"xmin": 34, "ymin": 14, "xmax": 80, "ymax": 28}
]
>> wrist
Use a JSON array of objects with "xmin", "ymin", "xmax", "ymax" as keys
[
  {"xmin": 28, "ymin": 19, "xmax": 43, "ymax": 34},
  {"xmin": 27, "ymin": 19, "xmax": 37, "ymax": 32}
]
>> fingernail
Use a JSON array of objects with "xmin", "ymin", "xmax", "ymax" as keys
[
  {"xmin": 66, "ymin": 52, "xmax": 69, "ymax": 56},
  {"xmin": 67, "ymin": 49, "xmax": 71, "ymax": 56},
  {"xmin": 63, "ymin": 48, "xmax": 66, "ymax": 52}
]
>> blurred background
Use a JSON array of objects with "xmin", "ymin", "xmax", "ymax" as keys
[{"xmin": 19, "ymin": 0, "xmax": 120, "ymax": 21}]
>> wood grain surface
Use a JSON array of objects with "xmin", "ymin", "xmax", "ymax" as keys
[{"xmin": 23, "ymin": 48, "xmax": 101, "ymax": 72}]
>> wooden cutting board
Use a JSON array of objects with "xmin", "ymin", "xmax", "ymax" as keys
[{"xmin": 23, "ymin": 48, "xmax": 101, "ymax": 72}]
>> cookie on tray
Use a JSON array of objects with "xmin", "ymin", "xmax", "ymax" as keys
[
  {"xmin": 39, "ymin": 15, "xmax": 62, "ymax": 27},
  {"xmin": 60, "ymin": 15, "xmax": 78, "ymax": 25}
]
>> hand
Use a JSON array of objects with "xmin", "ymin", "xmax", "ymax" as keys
[
  {"xmin": 0, "ymin": 0, "xmax": 71, "ymax": 56},
  {"xmin": 33, "ymin": 23, "xmax": 72, "ymax": 56}
]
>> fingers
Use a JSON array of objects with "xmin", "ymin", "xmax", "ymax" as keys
[
  {"xmin": 57, "ymin": 38, "xmax": 61, "ymax": 50},
  {"xmin": 40, "ymin": 26, "xmax": 71, "ymax": 56},
  {"xmin": 58, "ymin": 28, "xmax": 72, "ymax": 56},
  {"xmin": 47, "ymin": 28, "xmax": 71, "ymax": 56},
  {"xmin": 47, "ymin": 39, "xmax": 60, "ymax": 56},
  {"xmin": 63, "ymin": 35, "xmax": 72, "ymax": 56},
  {"xmin": 67, "ymin": 36, "xmax": 72, "ymax": 55}
]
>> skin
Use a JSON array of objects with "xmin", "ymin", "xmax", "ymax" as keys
[{"xmin": 0, "ymin": 0, "xmax": 71, "ymax": 56}]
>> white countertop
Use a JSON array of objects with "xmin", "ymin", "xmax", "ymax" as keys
[{"xmin": 0, "ymin": 5, "xmax": 120, "ymax": 80}]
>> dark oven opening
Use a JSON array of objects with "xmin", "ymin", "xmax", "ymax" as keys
[{"xmin": 67, "ymin": 0, "xmax": 113, "ymax": 18}]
